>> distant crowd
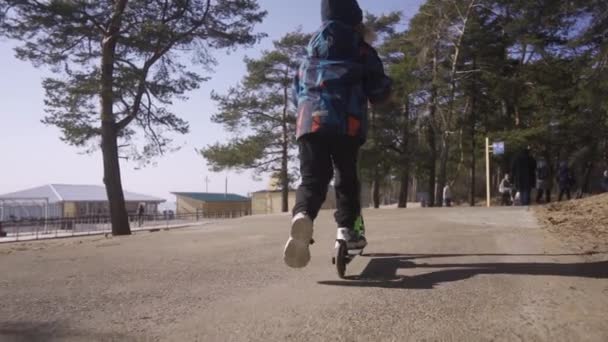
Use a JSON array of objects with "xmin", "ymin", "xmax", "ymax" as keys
[{"xmin": 498, "ymin": 146, "xmax": 608, "ymax": 206}]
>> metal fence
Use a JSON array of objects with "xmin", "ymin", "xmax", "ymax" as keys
[{"xmin": 0, "ymin": 211, "xmax": 248, "ymax": 243}]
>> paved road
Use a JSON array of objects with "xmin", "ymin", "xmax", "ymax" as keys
[{"xmin": 1, "ymin": 207, "xmax": 607, "ymax": 341}]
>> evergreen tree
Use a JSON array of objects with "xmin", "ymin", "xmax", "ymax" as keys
[
  {"xmin": 357, "ymin": 12, "xmax": 402, "ymax": 208},
  {"xmin": 0, "ymin": 0, "xmax": 266, "ymax": 235},
  {"xmin": 201, "ymin": 31, "xmax": 310, "ymax": 212}
]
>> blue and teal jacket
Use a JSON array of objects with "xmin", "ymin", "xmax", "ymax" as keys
[{"xmin": 293, "ymin": 21, "xmax": 392, "ymax": 144}]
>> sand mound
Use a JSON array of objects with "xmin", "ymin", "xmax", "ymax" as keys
[{"xmin": 536, "ymin": 194, "xmax": 608, "ymax": 252}]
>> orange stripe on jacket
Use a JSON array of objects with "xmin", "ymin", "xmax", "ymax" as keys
[
  {"xmin": 348, "ymin": 117, "xmax": 360, "ymax": 136},
  {"xmin": 312, "ymin": 116, "xmax": 322, "ymax": 132}
]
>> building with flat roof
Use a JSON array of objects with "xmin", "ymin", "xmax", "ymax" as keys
[
  {"xmin": 0, "ymin": 184, "xmax": 164, "ymax": 220},
  {"xmin": 251, "ymin": 188, "xmax": 339, "ymax": 215},
  {"xmin": 251, "ymin": 183, "xmax": 377, "ymax": 215},
  {"xmin": 172, "ymin": 192, "xmax": 251, "ymax": 218}
]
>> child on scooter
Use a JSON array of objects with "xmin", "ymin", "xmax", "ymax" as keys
[{"xmin": 284, "ymin": 0, "xmax": 392, "ymax": 268}]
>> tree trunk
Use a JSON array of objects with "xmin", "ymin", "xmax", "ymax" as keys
[
  {"xmin": 281, "ymin": 121, "xmax": 290, "ymax": 212},
  {"xmin": 469, "ymin": 58, "xmax": 477, "ymax": 207},
  {"xmin": 427, "ymin": 100, "xmax": 437, "ymax": 207},
  {"xmin": 426, "ymin": 34, "xmax": 441, "ymax": 208},
  {"xmin": 436, "ymin": 135, "xmax": 449, "ymax": 207},
  {"xmin": 101, "ymin": 124, "xmax": 131, "ymax": 236},
  {"xmin": 101, "ymin": 0, "xmax": 130, "ymax": 236},
  {"xmin": 426, "ymin": 120, "xmax": 437, "ymax": 208},
  {"xmin": 281, "ymin": 146, "xmax": 289, "ymax": 213},
  {"xmin": 372, "ymin": 172, "xmax": 381, "ymax": 209},
  {"xmin": 280, "ymin": 69, "xmax": 292, "ymax": 213},
  {"xmin": 469, "ymin": 135, "xmax": 476, "ymax": 206},
  {"xmin": 398, "ymin": 169, "xmax": 409, "ymax": 208},
  {"xmin": 426, "ymin": 90, "xmax": 437, "ymax": 207},
  {"xmin": 398, "ymin": 98, "xmax": 410, "ymax": 208},
  {"xmin": 411, "ymin": 176, "xmax": 418, "ymax": 202}
]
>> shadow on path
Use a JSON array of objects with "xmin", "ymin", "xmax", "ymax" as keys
[
  {"xmin": 318, "ymin": 252, "xmax": 608, "ymax": 289},
  {"xmin": 0, "ymin": 321, "xmax": 129, "ymax": 342}
]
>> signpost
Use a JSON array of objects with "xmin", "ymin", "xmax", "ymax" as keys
[
  {"xmin": 486, "ymin": 138, "xmax": 491, "ymax": 207},
  {"xmin": 492, "ymin": 142, "xmax": 505, "ymax": 155}
]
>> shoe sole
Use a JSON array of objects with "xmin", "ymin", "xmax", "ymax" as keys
[
  {"xmin": 346, "ymin": 240, "xmax": 367, "ymax": 250},
  {"xmin": 283, "ymin": 216, "xmax": 313, "ymax": 268}
]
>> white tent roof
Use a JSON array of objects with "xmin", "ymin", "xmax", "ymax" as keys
[{"xmin": 0, "ymin": 184, "xmax": 165, "ymax": 204}]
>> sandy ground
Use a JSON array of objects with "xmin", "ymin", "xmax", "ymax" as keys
[
  {"xmin": 535, "ymin": 194, "xmax": 608, "ymax": 253},
  {"xmin": 1, "ymin": 207, "xmax": 607, "ymax": 341}
]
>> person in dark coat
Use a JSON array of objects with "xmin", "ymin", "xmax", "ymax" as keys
[
  {"xmin": 602, "ymin": 170, "xmax": 608, "ymax": 193},
  {"xmin": 511, "ymin": 147, "xmax": 537, "ymax": 206},
  {"xmin": 535, "ymin": 157, "xmax": 552, "ymax": 203},
  {"xmin": 557, "ymin": 161, "xmax": 574, "ymax": 201},
  {"xmin": 284, "ymin": 0, "xmax": 392, "ymax": 269}
]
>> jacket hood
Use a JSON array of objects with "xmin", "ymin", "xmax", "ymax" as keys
[{"xmin": 321, "ymin": 0, "xmax": 363, "ymax": 26}]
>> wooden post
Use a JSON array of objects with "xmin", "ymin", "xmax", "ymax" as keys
[{"xmin": 485, "ymin": 137, "xmax": 491, "ymax": 208}]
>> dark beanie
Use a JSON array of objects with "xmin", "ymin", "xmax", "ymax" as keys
[{"xmin": 321, "ymin": 0, "xmax": 363, "ymax": 26}]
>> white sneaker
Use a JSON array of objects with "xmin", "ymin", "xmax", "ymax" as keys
[
  {"xmin": 283, "ymin": 213, "xmax": 314, "ymax": 268},
  {"xmin": 336, "ymin": 228, "xmax": 367, "ymax": 250}
]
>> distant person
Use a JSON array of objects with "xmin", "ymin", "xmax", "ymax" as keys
[
  {"xmin": 602, "ymin": 170, "xmax": 608, "ymax": 193},
  {"xmin": 557, "ymin": 161, "xmax": 574, "ymax": 201},
  {"xmin": 499, "ymin": 173, "xmax": 514, "ymax": 206},
  {"xmin": 511, "ymin": 146, "xmax": 537, "ymax": 206},
  {"xmin": 443, "ymin": 184, "xmax": 452, "ymax": 207},
  {"xmin": 535, "ymin": 157, "xmax": 551, "ymax": 204},
  {"xmin": 283, "ymin": 0, "xmax": 392, "ymax": 269},
  {"xmin": 576, "ymin": 160, "xmax": 594, "ymax": 199},
  {"xmin": 137, "ymin": 203, "xmax": 145, "ymax": 227}
]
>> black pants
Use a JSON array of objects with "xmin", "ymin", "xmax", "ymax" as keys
[
  {"xmin": 536, "ymin": 189, "xmax": 551, "ymax": 203},
  {"xmin": 558, "ymin": 187, "xmax": 571, "ymax": 201},
  {"xmin": 293, "ymin": 134, "xmax": 361, "ymax": 230}
]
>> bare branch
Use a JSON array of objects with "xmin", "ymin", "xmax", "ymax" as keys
[
  {"xmin": 116, "ymin": 0, "xmax": 212, "ymax": 131},
  {"xmin": 78, "ymin": 9, "xmax": 107, "ymax": 34},
  {"xmin": 244, "ymin": 110, "xmax": 282, "ymax": 122},
  {"xmin": 115, "ymin": 57, "xmax": 139, "ymax": 70},
  {"xmin": 251, "ymin": 157, "xmax": 282, "ymax": 169}
]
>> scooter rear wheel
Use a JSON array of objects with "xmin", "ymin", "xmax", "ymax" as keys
[{"xmin": 335, "ymin": 240, "xmax": 348, "ymax": 279}]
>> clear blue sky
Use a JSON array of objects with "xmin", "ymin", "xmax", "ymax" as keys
[{"xmin": 0, "ymin": 0, "xmax": 423, "ymax": 202}]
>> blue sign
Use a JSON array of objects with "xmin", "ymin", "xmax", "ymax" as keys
[{"xmin": 493, "ymin": 142, "xmax": 505, "ymax": 155}]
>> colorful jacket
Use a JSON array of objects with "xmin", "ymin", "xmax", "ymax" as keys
[{"xmin": 293, "ymin": 21, "xmax": 392, "ymax": 143}]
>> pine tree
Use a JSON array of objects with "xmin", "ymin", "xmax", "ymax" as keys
[
  {"xmin": 0, "ymin": 0, "xmax": 266, "ymax": 235},
  {"xmin": 357, "ymin": 12, "xmax": 402, "ymax": 208},
  {"xmin": 201, "ymin": 31, "xmax": 310, "ymax": 212}
]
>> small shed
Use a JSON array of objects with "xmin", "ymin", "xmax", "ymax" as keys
[
  {"xmin": 172, "ymin": 192, "xmax": 251, "ymax": 218},
  {"xmin": 251, "ymin": 188, "xmax": 337, "ymax": 215}
]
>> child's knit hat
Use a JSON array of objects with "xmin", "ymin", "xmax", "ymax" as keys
[{"xmin": 321, "ymin": 0, "xmax": 363, "ymax": 26}]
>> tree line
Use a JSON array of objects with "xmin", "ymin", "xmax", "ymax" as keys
[
  {"xmin": 1, "ymin": 0, "xmax": 606, "ymax": 235},
  {"xmin": 205, "ymin": 0, "xmax": 607, "ymax": 209}
]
